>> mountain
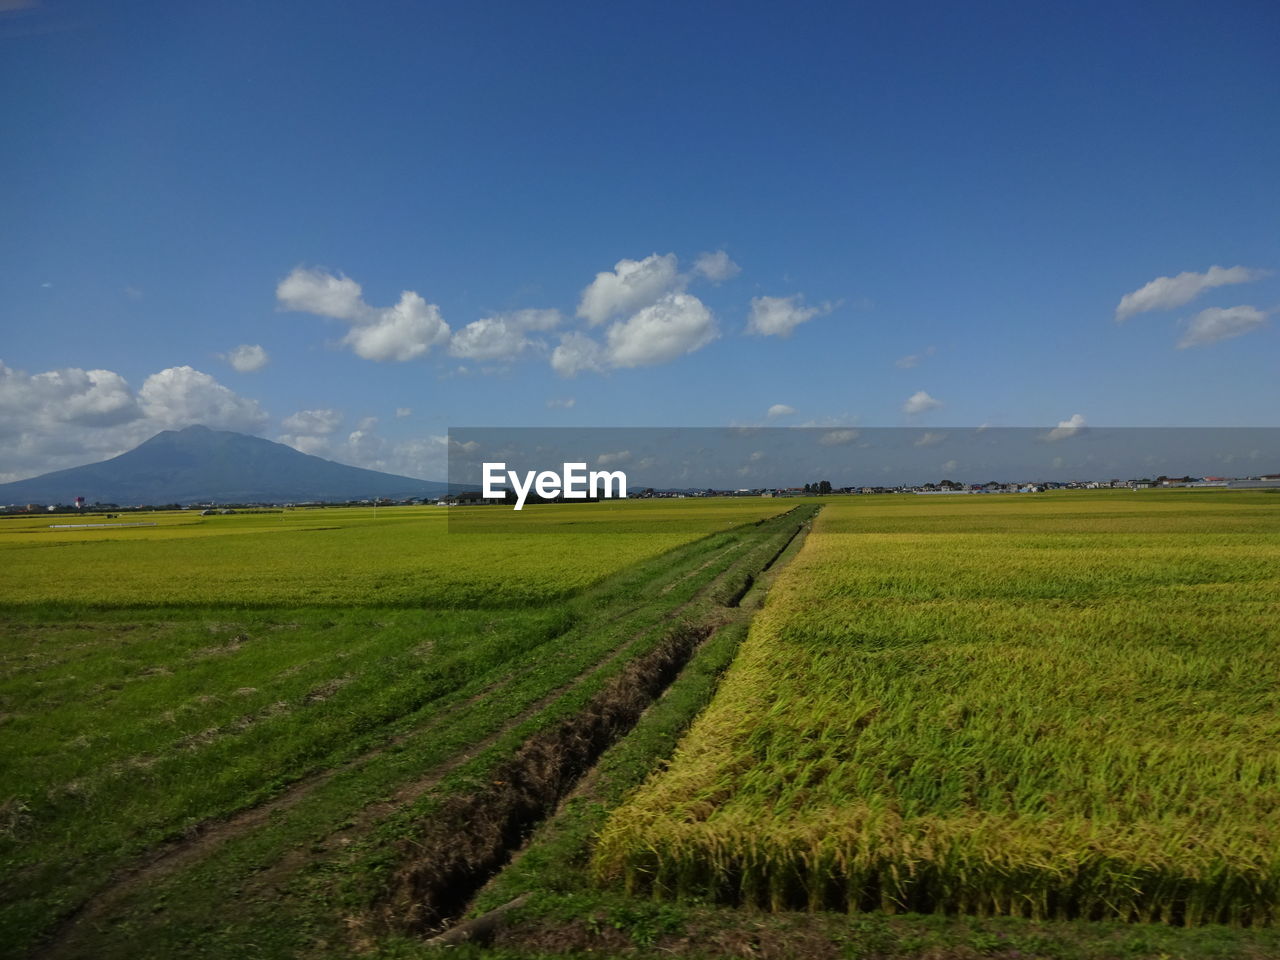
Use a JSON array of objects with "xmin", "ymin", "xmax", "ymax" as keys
[{"xmin": 0, "ymin": 426, "xmax": 455, "ymax": 505}]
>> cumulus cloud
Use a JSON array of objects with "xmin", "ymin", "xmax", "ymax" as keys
[
  {"xmin": 1177, "ymin": 306, "xmax": 1268, "ymax": 349},
  {"xmin": 449, "ymin": 308, "xmax": 560, "ymax": 361},
  {"xmin": 606, "ymin": 293, "xmax": 717, "ymax": 368},
  {"xmin": 596, "ymin": 450, "xmax": 632, "ymax": 466},
  {"xmin": 0, "ymin": 362, "xmax": 139, "ymax": 431},
  {"xmin": 1045, "ymin": 414, "xmax": 1086, "ymax": 441},
  {"xmin": 341, "ymin": 291, "xmax": 450, "ymax": 362},
  {"xmin": 276, "ymin": 418, "xmax": 454, "ymax": 481},
  {"xmin": 551, "ymin": 332, "xmax": 607, "ymax": 378},
  {"xmin": 277, "ymin": 267, "xmax": 368, "ymax": 320},
  {"xmin": 692, "ymin": 250, "xmax": 741, "ymax": 284},
  {"xmin": 281, "ymin": 408, "xmax": 342, "ymax": 435},
  {"xmin": 278, "ymin": 267, "xmax": 451, "ymax": 362},
  {"xmin": 745, "ymin": 294, "xmax": 831, "ymax": 337},
  {"xmin": 577, "ymin": 254, "xmax": 682, "ymax": 326},
  {"xmin": 941, "ymin": 459, "xmax": 959, "ymax": 475},
  {"xmin": 914, "ymin": 431, "xmax": 946, "ymax": 447},
  {"xmin": 766, "ymin": 403, "xmax": 796, "ymax": 419},
  {"xmin": 395, "ymin": 407, "xmax": 412, "ymax": 418},
  {"xmin": 546, "ymin": 397, "xmax": 576, "ymax": 409},
  {"xmin": 902, "ymin": 391, "xmax": 942, "ymax": 416},
  {"xmin": 224, "ymin": 343, "xmax": 269, "ymax": 373},
  {"xmin": 547, "ymin": 251, "xmax": 747, "ymax": 377},
  {"xmin": 138, "ymin": 366, "xmax": 268, "ymax": 433},
  {"xmin": 0, "ymin": 361, "xmax": 267, "ymax": 482},
  {"xmin": 1115, "ymin": 265, "xmax": 1265, "ymax": 321}
]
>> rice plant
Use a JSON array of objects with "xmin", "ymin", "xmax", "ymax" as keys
[{"xmin": 595, "ymin": 490, "xmax": 1280, "ymax": 925}]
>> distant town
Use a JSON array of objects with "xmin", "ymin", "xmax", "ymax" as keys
[{"xmin": 5, "ymin": 472, "xmax": 1279, "ymax": 515}]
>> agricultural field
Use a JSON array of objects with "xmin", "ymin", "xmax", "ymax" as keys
[
  {"xmin": 596, "ymin": 490, "xmax": 1280, "ymax": 928},
  {"xmin": 1, "ymin": 500, "xmax": 787, "ymax": 608},
  {"xmin": 5, "ymin": 489, "xmax": 1280, "ymax": 960},
  {"xmin": 0, "ymin": 498, "xmax": 803, "ymax": 958}
]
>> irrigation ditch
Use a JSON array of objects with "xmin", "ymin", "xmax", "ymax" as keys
[
  {"xmin": 376, "ymin": 503, "xmax": 819, "ymax": 943},
  {"xmin": 31, "ymin": 504, "xmax": 818, "ymax": 960}
]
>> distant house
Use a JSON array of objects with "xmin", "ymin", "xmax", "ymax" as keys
[{"xmin": 444, "ymin": 491, "xmax": 507, "ymax": 506}]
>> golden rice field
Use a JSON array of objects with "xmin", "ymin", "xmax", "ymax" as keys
[{"xmin": 595, "ymin": 489, "xmax": 1280, "ymax": 926}]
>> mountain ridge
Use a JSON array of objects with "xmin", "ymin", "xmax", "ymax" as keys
[{"xmin": 0, "ymin": 426, "xmax": 451, "ymax": 505}]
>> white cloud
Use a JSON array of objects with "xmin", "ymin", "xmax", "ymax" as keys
[
  {"xmin": 277, "ymin": 267, "xmax": 368, "ymax": 321},
  {"xmin": 606, "ymin": 292, "xmax": 717, "ymax": 367},
  {"xmin": 278, "ymin": 419, "xmax": 454, "ymax": 481},
  {"xmin": 1115, "ymin": 265, "xmax": 1265, "ymax": 321},
  {"xmin": 546, "ymin": 397, "xmax": 576, "ymax": 409},
  {"xmin": 902, "ymin": 391, "xmax": 942, "ymax": 416},
  {"xmin": 139, "ymin": 366, "xmax": 268, "ymax": 433},
  {"xmin": 278, "ymin": 267, "xmax": 451, "ymax": 363},
  {"xmin": 224, "ymin": 343, "xmax": 269, "ymax": 373},
  {"xmin": 766, "ymin": 403, "xmax": 796, "ymax": 419},
  {"xmin": 0, "ymin": 363, "xmax": 139, "ymax": 430},
  {"xmin": 551, "ymin": 332, "xmax": 607, "ymax": 378},
  {"xmin": 344, "ymin": 424, "xmax": 383, "ymax": 464},
  {"xmin": 449, "ymin": 308, "xmax": 560, "ymax": 361},
  {"xmin": 281, "ymin": 408, "xmax": 342, "ymax": 435},
  {"xmin": 914, "ymin": 431, "xmax": 946, "ymax": 447},
  {"xmin": 941, "ymin": 460, "xmax": 959, "ymax": 475},
  {"xmin": 1045, "ymin": 414, "xmax": 1086, "ymax": 441},
  {"xmin": 277, "ymin": 433, "xmax": 330, "ymax": 457},
  {"xmin": 596, "ymin": 450, "xmax": 632, "ymax": 466},
  {"xmin": 341, "ymin": 290, "xmax": 450, "ymax": 362},
  {"xmin": 692, "ymin": 250, "xmax": 741, "ymax": 284},
  {"xmin": 1177, "ymin": 305, "xmax": 1268, "ymax": 349},
  {"xmin": 554, "ymin": 286, "xmax": 718, "ymax": 377},
  {"xmin": 395, "ymin": 407, "xmax": 412, "ymax": 418},
  {"xmin": 819, "ymin": 429, "xmax": 859, "ymax": 446},
  {"xmin": 577, "ymin": 253, "xmax": 681, "ymax": 326},
  {"xmin": 746, "ymin": 294, "xmax": 831, "ymax": 337},
  {"xmin": 0, "ymin": 360, "xmax": 269, "ymax": 483}
]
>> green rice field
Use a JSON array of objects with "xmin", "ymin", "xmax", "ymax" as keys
[
  {"xmin": 0, "ymin": 498, "xmax": 797, "ymax": 957},
  {"xmin": 0, "ymin": 499, "xmax": 786, "ymax": 608}
]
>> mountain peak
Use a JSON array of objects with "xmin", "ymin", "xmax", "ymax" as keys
[{"xmin": 0, "ymin": 428, "xmax": 449, "ymax": 505}]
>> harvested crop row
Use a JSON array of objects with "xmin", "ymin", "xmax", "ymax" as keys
[{"xmin": 595, "ymin": 491, "xmax": 1280, "ymax": 925}]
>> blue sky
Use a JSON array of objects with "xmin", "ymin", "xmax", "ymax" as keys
[{"xmin": 2, "ymin": 0, "xmax": 1277, "ymax": 482}]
